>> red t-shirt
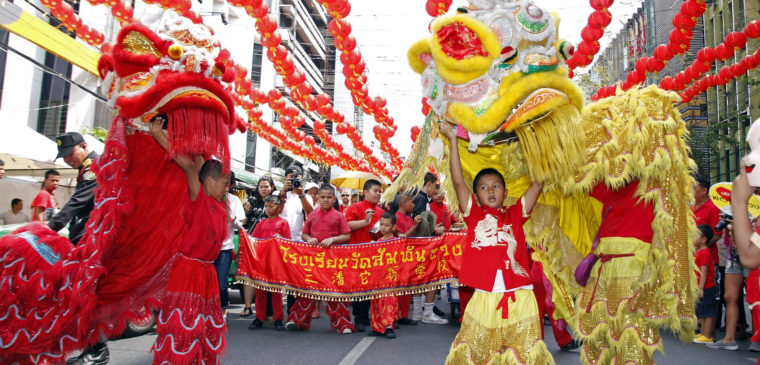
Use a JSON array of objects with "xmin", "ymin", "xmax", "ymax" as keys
[
  {"xmin": 692, "ymin": 199, "xmax": 722, "ymax": 263},
  {"xmin": 345, "ymin": 200, "xmax": 385, "ymax": 244},
  {"xmin": 430, "ymin": 201, "xmax": 455, "ymax": 230},
  {"xmin": 460, "ymin": 195, "xmax": 532, "ymax": 292},
  {"xmin": 395, "ymin": 211, "xmax": 414, "ymax": 235},
  {"xmin": 303, "ymin": 207, "xmax": 350, "ymax": 242},
  {"xmin": 31, "ymin": 189, "xmax": 57, "ymax": 221},
  {"xmin": 590, "ymin": 181, "xmax": 655, "ymax": 243},
  {"xmin": 694, "ymin": 248, "xmax": 716, "ymax": 289},
  {"xmin": 252, "ymin": 216, "xmax": 291, "ymax": 240},
  {"xmin": 178, "ymin": 189, "xmax": 228, "ymax": 261}
]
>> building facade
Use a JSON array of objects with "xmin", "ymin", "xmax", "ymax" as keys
[{"xmin": 703, "ymin": 0, "xmax": 760, "ymax": 182}]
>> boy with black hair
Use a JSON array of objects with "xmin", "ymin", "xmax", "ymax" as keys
[
  {"xmin": 441, "ymin": 123, "xmax": 552, "ymax": 364},
  {"xmin": 345, "ymin": 179, "xmax": 386, "ymax": 332},
  {"xmin": 285, "ymin": 184, "xmax": 356, "ymax": 334},
  {"xmin": 149, "ymin": 118, "xmax": 230, "ymax": 364},
  {"xmin": 694, "ymin": 224, "xmax": 718, "ymax": 344},
  {"xmin": 32, "ymin": 169, "xmax": 61, "ymax": 222},
  {"xmin": 249, "ymin": 194, "xmax": 290, "ymax": 331}
]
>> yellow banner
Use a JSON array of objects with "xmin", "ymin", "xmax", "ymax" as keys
[{"xmin": 0, "ymin": 1, "xmax": 100, "ymax": 75}]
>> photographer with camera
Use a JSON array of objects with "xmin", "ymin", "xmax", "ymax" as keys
[{"xmin": 278, "ymin": 165, "xmax": 314, "ymax": 241}]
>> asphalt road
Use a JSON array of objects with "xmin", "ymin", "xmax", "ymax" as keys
[{"xmin": 106, "ymin": 291, "xmax": 759, "ymax": 365}]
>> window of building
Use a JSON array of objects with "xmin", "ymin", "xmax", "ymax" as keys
[
  {"xmin": 245, "ymin": 130, "xmax": 257, "ymax": 171},
  {"xmin": 251, "ymin": 42, "xmax": 263, "ymax": 89}
]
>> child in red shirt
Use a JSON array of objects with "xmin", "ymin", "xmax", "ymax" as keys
[
  {"xmin": 248, "ymin": 195, "xmax": 290, "ymax": 331},
  {"xmin": 441, "ymin": 123, "xmax": 552, "ymax": 365},
  {"xmin": 367, "ymin": 212, "xmax": 404, "ymax": 338},
  {"xmin": 345, "ymin": 180, "xmax": 385, "ymax": 331},
  {"xmin": 694, "ymin": 224, "xmax": 718, "ymax": 344},
  {"xmin": 285, "ymin": 184, "xmax": 355, "ymax": 334},
  {"xmin": 392, "ymin": 193, "xmax": 422, "ymax": 327},
  {"xmin": 149, "ymin": 117, "xmax": 230, "ymax": 365}
]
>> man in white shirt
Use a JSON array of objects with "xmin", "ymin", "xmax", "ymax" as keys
[
  {"xmin": 1, "ymin": 198, "xmax": 30, "ymax": 225},
  {"xmin": 214, "ymin": 172, "xmax": 247, "ymax": 311},
  {"xmin": 278, "ymin": 165, "xmax": 313, "ymax": 241}
]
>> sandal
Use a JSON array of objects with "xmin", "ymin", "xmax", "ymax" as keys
[{"xmin": 239, "ymin": 307, "xmax": 253, "ymax": 317}]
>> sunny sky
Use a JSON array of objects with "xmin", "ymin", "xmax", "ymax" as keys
[{"xmin": 346, "ymin": 0, "xmax": 644, "ymax": 157}]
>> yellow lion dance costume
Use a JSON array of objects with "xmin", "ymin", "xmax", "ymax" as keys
[{"xmin": 385, "ymin": 1, "xmax": 698, "ymax": 364}]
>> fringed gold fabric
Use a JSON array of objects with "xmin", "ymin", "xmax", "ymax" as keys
[
  {"xmin": 513, "ymin": 104, "xmax": 585, "ymax": 184},
  {"xmin": 446, "ymin": 290, "xmax": 554, "ymax": 365}
]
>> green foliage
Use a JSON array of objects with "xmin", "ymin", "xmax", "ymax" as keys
[
  {"xmin": 81, "ymin": 127, "xmax": 108, "ymax": 143},
  {"xmin": 575, "ymin": 65, "xmax": 611, "ymax": 98}
]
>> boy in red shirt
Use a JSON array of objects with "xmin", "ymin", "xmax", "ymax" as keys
[
  {"xmin": 694, "ymin": 224, "xmax": 718, "ymax": 344},
  {"xmin": 345, "ymin": 179, "xmax": 385, "ymax": 332},
  {"xmin": 149, "ymin": 118, "xmax": 229, "ymax": 364},
  {"xmin": 249, "ymin": 195, "xmax": 290, "ymax": 331},
  {"xmin": 366, "ymin": 212, "xmax": 404, "ymax": 339},
  {"xmin": 441, "ymin": 123, "xmax": 552, "ymax": 364},
  {"xmin": 285, "ymin": 184, "xmax": 356, "ymax": 334},
  {"xmin": 392, "ymin": 193, "xmax": 422, "ymax": 327},
  {"xmin": 31, "ymin": 169, "xmax": 60, "ymax": 222}
]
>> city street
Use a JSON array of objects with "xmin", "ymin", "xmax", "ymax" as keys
[{"xmin": 106, "ymin": 293, "xmax": 759, "ymax": 365}]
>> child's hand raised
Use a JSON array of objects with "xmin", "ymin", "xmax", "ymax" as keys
[{"xmin": 439, "ymin": 122, "xmax": 457, "ymax": 141}]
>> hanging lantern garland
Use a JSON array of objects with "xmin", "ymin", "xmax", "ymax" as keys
[
  {"xmin": 566, "ymin": 0, "xmax": 615, "ymax": 76},
  {"xmin": 326, "ymin": 15, "xmax": 403, "ymax": 171},
  {"xmin": 592, "ymin": 0, "xmax": 707, "ymax": 100},
  {"xmin": 38, "ymin": 0, "xmax": 106, "ymax": 46},
  {"xmin": 225, "ymin": 0, "xmax": 393, "ymax": 176},
  {"xmin": 424, "ymin": 0, "xmax": 452, "ymax": 17}
]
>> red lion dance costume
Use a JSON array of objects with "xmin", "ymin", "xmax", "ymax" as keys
[{"xmin": 0, "ymin": 10, "xmax": 244, "ymax": 364}]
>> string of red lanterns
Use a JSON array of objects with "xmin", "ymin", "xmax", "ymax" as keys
[
  {"xmin": 225, "ymin": 0, "xmax": 393, "ymax": 176},
  {"xmin": 326, "ymin": 15, "xmax": 403, "ymax": 171},
  {"xmin": 38, "ymin": 0, "xmax": 106, "ymax": 46},
  {"xmin": 566, "ymin": 0, "xmax": 615, "ymax": 76},
  {"xmin": 661, "ymin": 19, "xmax": 758, "ymax": 93},
  {"xmin": 591, "ymin": 0, "xmax": 707, "ymax": 100}
]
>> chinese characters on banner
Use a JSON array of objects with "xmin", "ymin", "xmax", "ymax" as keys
[{"xmin": 236, "ymin": 233, "xmax": 466, "ymax": 301}]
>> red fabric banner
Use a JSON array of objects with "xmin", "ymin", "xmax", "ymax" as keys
[{"xmin": 236, "ymin": 233, "xmax": 466, "ymax": 300}]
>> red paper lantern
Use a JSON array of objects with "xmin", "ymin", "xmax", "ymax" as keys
[
  {"xmin": 410, "ymin": 126, "xmax": 421, "ymax": 142},
  {"xmin": 338, "ymin": 35, "xmax": 357, "ymax": 51},
  {"xmin": 724, "ymin": 31, "xmax": 748, "ymax": 50},
  {"xmin": 716, "ymin": 44, "xmax": 734, "ymax": 60},
  {"xmin": 672, "ymin": 13, "xmax": 696, "ymax": 30},
  {"xmin": 696, "ymin": 47, "xmax": 715, "ymax": 63},
  {"xmin": 731, "ymin": 63, "xmax": 747, "ymax": 77},
  {"xmin": 590, "ymin": 0, "xmax": 614, "ymax": 11},
  {"xmin": 718, "ymin": 66, "xmax": 733, "ymax": 80},
  {"xmin": 745, "ymin": 20, "xmax": 760, "ymax": 39},
  {"xmin": 653, "ymin": 45, "xmax": 674, "ymax": 61},
  {"xmin": 256, "ymin": 15, "xmax": 278, "ymax": 34},
  {"xmin": 647, "ymin": 57, "xmax": 665, "ymax": 72},
  {"xmin": 328, "ymin": 19, "xmax": 352, "ymax": 37},
  {"xmin": 627, "ymin": 70, "xmax": 644, "ymax": 85},
  {"xmin": 268, "ymin": 89, "xmax": 282, "ymax": 101},
  {"xmin": 581, "ymin": 26, "xmax": 604, "ymax": 43},
  {"xmin": 588, "ymin": 10, "xmax": 612, "ymax": 29}
]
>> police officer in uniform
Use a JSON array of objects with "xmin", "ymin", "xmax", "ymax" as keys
[
  {"xmin": 50, "ymin": 132, "xmax": 108, "ymax": 365},
  {"xmin": 49, "ymin": 132, "xmax": 99, "ymax": 246}
]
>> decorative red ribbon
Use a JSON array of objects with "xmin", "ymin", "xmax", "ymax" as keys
[
  {"xmin": 236, "ymin": 233, "xmax": 466, "ymax": 301},
  {"xmin": 496, "ymin": 291, "xmax": 517, "ymax": 319}
]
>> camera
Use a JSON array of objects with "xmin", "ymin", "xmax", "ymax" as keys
[
  {"xmin": 714, "ymin": 213, "xmax": 733, "ymax": 232},
  {"xmin": 292, "ymin": 178, "xmax": 302, "ymax": 189}
]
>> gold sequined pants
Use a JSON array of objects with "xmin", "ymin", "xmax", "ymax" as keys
[
  {"xmin": 446, "ymin": 289, "xmax": 554, "ymax": 365},
  {"xmin": 573, "ymin": 238, "xmax": 664, "ymax": 365}
]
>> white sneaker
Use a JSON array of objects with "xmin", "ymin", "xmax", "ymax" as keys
[
  {"xmin": 340, "ymin": 328, "xmax": 354, "ymax": 334},
  {"xmin": 421, "ymin": 312, "xmax": 449, "ymax": 324}
]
